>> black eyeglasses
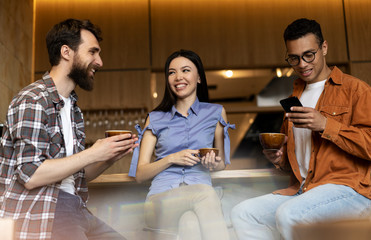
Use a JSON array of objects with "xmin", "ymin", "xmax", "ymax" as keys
[{"xmin": 285, "ymin": 49, "xmax": 320, "ymax": 66}]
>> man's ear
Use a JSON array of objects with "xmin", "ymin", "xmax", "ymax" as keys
[
  {"xmin": 60, "ymin": 45, "xmax": 73, "ymax": 61},
  {"xmin": 321, "ymin": 40, "xmax": 328, "ymax": 56}
]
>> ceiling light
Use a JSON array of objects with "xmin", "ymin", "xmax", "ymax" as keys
[
  {"xmin": 225, "ymin": 70, "xmax": 233, "ymax": 78},
  {"xmin": 276, "ymin": 68, "xmax": 282, "ymax": 78},
  {"xmin": 286, "ymin": 68, "xmax": 294, "ymax": 77}
]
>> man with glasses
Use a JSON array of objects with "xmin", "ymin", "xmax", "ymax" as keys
[{"xmin": 231, "ymin": 18, "xmax": 371, "ymax": 240}]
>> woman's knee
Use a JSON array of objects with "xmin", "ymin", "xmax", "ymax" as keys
[
  {"xmin": 178, "ymin": 211, "xmax": 203, "ymax": 240},
  {"xmin": 179, "ymin": 211, "xmax": 199, "ymax": 229},
  {"xmin": 191, "ymin": 184, "xmax": 214, "ymax": 192},
  {"xmin": 191, "ymin": 184, "xmax": 220, "ymax": 201}
]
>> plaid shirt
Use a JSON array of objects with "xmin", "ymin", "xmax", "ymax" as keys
[{"xmin": 0, "ymin": 73, "xmax": 88, "ymax": 239}]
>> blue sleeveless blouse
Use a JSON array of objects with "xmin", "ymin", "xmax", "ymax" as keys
[{"xmin": 129, "ymin": 98, "xmax": 235, "ymax": 197}]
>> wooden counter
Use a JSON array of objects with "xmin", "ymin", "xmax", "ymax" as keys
[{"xmin": 89, "ymin": 168, "xmax": 288, "ymax": 186}]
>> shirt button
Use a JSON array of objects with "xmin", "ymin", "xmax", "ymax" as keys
[{"xmin": 332, "ymin": 112, "xmax": 336, "ymax": 115}]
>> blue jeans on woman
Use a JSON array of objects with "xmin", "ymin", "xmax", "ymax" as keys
[
  {"xmin": 231, "ymin": 184, "xmax": 371, "ymax": 240},
  {"xmin": 51, "ymin": 190, "xmax": 126, "ymax": 240}
]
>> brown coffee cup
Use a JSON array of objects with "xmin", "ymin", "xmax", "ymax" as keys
[
  {"xmin": 199, "ymin": 148, "xmax": 219, "ymax": 157},
  {"xmin": 105, "ymin": 130, "xmax": 132, "ymax": 138},
  {"xmin": 259, "ymin": 133, "xmax": 285, "ymax": 150}
]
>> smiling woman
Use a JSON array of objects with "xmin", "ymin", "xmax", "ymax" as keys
[
  {"xmin": 167, "ymin": 56, "xmax": 200, "ymax": 106},
  {"xmin": 128, "ymin": 49, "xmax": 235, "ymax": 240}
]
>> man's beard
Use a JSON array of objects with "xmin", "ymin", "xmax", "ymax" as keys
[{"xmin": 68, "ymin": 57, "xmax": 95, "ymax": 91}]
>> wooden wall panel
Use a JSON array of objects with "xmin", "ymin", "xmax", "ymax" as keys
[
  {"xmin": 35, "ymin": 70, "xmax": 152, "ymax": 111},
  {"xmin": 344, "ymin": 0, "xmax": 371, "ymax": 61},
  {"xmin": 151, "ymin": 0, "xmax": 347, "ymax": 70},
  {"xmin": 34, "ymin": 0, "xmax": 150, "ymax": 72},
  {"xmin": 350, "ymin": 62, "xmax": 371, "ymax": 86},
  {"xmin": 0, "ymin": 0, "xmax": 33, "ymax": 121},
  {"xmin": 74, "ymin": 70, "xmax": 151, "ymax": 110}
]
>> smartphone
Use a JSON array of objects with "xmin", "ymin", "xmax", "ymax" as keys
[{"xmin": 280, "ymin": 96, "xmax": 303, "ymax": 112}]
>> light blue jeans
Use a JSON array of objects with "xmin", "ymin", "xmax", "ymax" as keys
[{"xmin": 230, "ymin": 184, "xmax": 371, "ymax": 240}]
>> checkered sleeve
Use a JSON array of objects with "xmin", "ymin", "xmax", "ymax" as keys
[{"xmin": 8, "ymin": 98, "xmax": 62, "ymax": 185}]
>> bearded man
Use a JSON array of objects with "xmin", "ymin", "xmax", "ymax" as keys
[{"xmin": 0, "ymin": 19, "xmax": 138, "ymax": 240}]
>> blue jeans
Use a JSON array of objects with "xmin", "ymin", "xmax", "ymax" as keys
[
  {"xmin": 230, "ymin": 184, "xmax": 371, "ymax": 240},
  {"xmin": 51, "ymin": 190, "xmax": 126, "ymax": 240}
]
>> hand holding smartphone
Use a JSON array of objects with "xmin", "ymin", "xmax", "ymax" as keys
[{"xmin": 280, "ymin": 96, "xmax": 303, "ymax": 112}]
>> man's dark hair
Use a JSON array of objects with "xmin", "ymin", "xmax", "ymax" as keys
[
  {"xmin": 284, "ymin": 18, "xmax": 324, "ymax": 46},
  {"xmin": 46, "ymin": 19, "xmax": 102, "ymax": 66}
]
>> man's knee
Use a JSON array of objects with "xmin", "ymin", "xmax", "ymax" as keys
[
  {"xmin": 276, "ymin": 203, "xmax": 296, "ymax": 229},
  {"xmin": 230, "ymin": 203, "xmax": 242, "ymax": 221},
  {"xmin": 230, "ymin": 201, "xmax": 254, "ymax": 224}
]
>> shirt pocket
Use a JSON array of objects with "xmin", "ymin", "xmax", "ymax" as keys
[
  {"xmin": 75, "ymin": 127, "xmax": 86, "ymax": 151},
  {"xmin": 320, "ymin": 105, "xmax": 350, "ymax": 124},
  {"xmin": 49, "ymin": 129, "xmax": 63, "ymax": 158}
]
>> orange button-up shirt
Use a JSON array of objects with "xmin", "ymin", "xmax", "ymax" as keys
[{"xmin": 275, "ymin": 66, "xmax": 371, "ymax": 199}]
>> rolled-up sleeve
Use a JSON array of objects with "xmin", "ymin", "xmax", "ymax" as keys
[{"xmin": 9, "ymin": 99, "xmax": 58, "ymax": 184}]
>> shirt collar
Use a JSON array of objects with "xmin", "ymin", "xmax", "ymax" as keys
[
  {"xmin": 170, "ymin": 97, "xmax": 200, "ymax": 118},
  {"xmin": 190, "ymin": 97, "xmax": 200, "ymax": 115},
  {"xmin": 327, "ymin": 66, "xmax": 343, "ymax": 85},
  {"xmin": 42, "ymin": 72, "xmax": 79, "ymax": 111},
  {"xmin": 293, "ymin": 66, "xmax": 343, "ymax": 92},
  {"xmin": 42, "ymin": 72, "xmax": 62, "ymax": 107}
]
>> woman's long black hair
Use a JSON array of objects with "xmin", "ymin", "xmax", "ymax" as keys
[{"xmin": 153, "ymin": 49, "xmax": 209, "ymax": 112}]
